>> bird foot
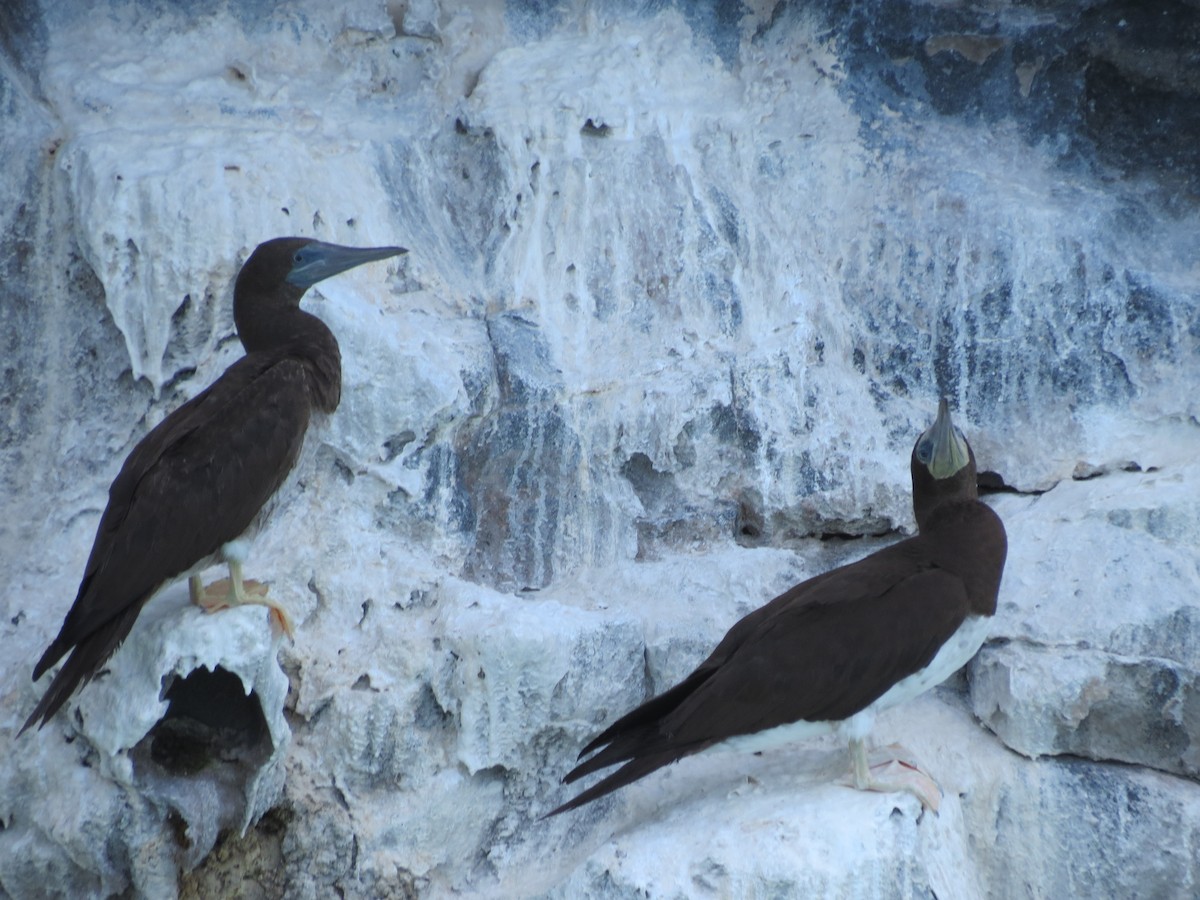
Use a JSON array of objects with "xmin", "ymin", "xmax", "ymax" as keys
[
  {"xmin": 265, "ymin": 603, "xmax": 295, "ymax": 642},
  {"xmin": 190, "ymin": 576, "xmax": 267, "ymax": 610},
  {"xmin": 190, "ymin": 577, "xmax": 294, "ymax": 642},
  {"xmin": 840, "ymin": 742, "xmax": 942, "ymax": 813}
]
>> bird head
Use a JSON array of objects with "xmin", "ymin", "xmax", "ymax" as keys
[
  {"xmin": 236, "ymin": 237, "xmax": 407, "ymax": 304},
  {"xmin": 233, "ymin": 237, "xmax": 407, "ymax": 357},
  {"xmin": 911, "ymin": 399, "xmax": 978, "ymax": 530},
  {"xmin": 913, "ymin": 398, "xmax": 971, "ymax": 479}
]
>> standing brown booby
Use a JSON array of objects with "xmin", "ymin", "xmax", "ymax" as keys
[
  {"xmin": 21, "ymin": 237, "xmax": 405, "ymax": 734},
  {"xmin": 549, "ymin": 400, "xmax": 1006, "ymax": 815}
]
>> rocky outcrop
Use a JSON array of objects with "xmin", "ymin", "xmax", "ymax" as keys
[
  {"xmin": 0, "ymin": 1, "xmax": 1197, "ymax": 897},
  {"xmin": 972, "ymin": 464, "xmax": 1200, "ymax": 780}
]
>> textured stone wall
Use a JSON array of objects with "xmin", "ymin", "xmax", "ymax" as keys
[{"xmin": 0, "ymin": 1, "xmax": 1197, "ymax": 897}]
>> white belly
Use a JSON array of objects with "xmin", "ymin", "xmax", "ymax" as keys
[{"xmin": 866, "ymin": 614, "xmax": 991, "ymax": 714}]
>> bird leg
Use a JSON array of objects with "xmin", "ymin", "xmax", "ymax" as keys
[
  {"xmin": 188, "ymin": 562, "xmax": 295, "ymax": 641},
  {"xmin": 841, "ymin": 738, "xmax": 942, "ymax": 813}
]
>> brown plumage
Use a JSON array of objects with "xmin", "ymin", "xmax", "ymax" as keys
[
  {"xmin": 22, "ymin": 237, "xmax": 405, "ymax": 733},
  {"xmin": 550, "ymin": 400, "xmax": 1006, "ymax": 815}
]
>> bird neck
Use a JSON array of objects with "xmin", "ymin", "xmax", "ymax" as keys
[
  {"xmin": 918, "ymin": 500, "xmax": 1007, "ymax": 611},
  {"xmin": 234, "ymin": 293, "xmax": 343, "ymax": 413},
  {"xmin": 913, "ymin": 481, "xmax": 971, "ymax": 532},
  {"xmin": 911, "ymin": 456, "xmax": 977, "ymax": 533}
]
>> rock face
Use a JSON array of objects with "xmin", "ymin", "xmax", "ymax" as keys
[
  {"xmin": 0, "ymin": 1, "xmax": 1197, "ymax": 898},
  {"xmin": 972, "ymin": 465, "xmax": 1200, "ymax": 780}
]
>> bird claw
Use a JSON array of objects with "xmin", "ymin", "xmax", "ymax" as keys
[
  {"xmin": 242, "ymin": 578, "xmax": 269, "ymax": 598},
  {"xmin": 192, "ymin": 577, "xmax": 233, "ymax": 613},
  {"xmin": 839, "ymin": 742, "xmax": 943, "ymax": 813},
  {"xmin": 865, "ymin": 758, "xmax": 943, "ymax": 813},
  {"xmin": 191, "ymin": 576, "xmax": 294, "ymax": 642},
  {"xmin": 268, "ymin": 604, "xmax": 296, "ymax": 643}
]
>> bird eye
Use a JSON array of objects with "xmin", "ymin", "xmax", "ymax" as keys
[
  {"xmin": 293, "ymin": 252, "xmax": 303, "ymax": 263},
  {"xmin": 915, "ymin": 439, "xmax": 932, "ymax": 463}
]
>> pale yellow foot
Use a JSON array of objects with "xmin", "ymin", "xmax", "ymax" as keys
[
  {"xmin": 188, "ymin": 566, "xmax": 295, "ymax": 641},
  {"xmin": 838, "ymin": 738, "xmax": 942, "ymax": 813},
  {"xmin": 189, "ymin": 574, "xmax": 265, "ymax": 612}
]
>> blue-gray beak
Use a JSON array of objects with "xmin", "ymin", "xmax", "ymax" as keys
[
  {"xmin": 286, "ymin": 241, "xmax": 407, "ymax": 289},
  {"xmin": 920, "ymin": 398, "xmax": 971, "ymax": 479}
]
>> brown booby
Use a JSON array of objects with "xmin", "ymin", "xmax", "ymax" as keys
[
  {"xmin": 21, "ymin": 237, "xmax": 405, "ymax": 733},
  {"xmin": 549, "ymin": 400, "xmax": 1006, "ymax": 815}
]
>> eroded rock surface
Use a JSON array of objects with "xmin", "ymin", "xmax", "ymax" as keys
[{"xmin": 1, "ymin": 1, "xmax": 1197, "ymax": 897}]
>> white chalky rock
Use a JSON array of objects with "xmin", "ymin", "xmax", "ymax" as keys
[{"xmin": 1, "ymin": 1, "xmax": 1198, "ymax": 897}]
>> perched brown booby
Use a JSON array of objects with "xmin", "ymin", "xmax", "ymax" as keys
[
  {"xmin": 549, "ymin": 400, "xmax": 1006, "ymax": 815},
  {"xmin": 21, "ymin": 237, "xmax": 405, "ymax": 734}
]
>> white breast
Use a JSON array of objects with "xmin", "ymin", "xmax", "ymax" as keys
[{"xmin": 866, "ymin": 613, "xmax": 991, "ymax": 715}]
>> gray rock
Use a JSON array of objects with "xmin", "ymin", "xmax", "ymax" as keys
[
  {"xmin": 2, "ymin": 1, "xmax": 1199, "ymax": 898},
  {"xmin": 528, "ymin": 697, "xmax": 1200, "ymax": 900},
  {"xmin": 433, "ymin": 576, "xmax": 646, "ymax": 777},
  {"xmin": 0, "ymin": 583, "xmax": 289, "ymax": 899},
  {"xmin": 972, "ymin": 642, "xmax": 1200, "ymax": 778},
  {"xmin": 970, "ymin": 464, "xmax": 1200, "ymax": 779}
]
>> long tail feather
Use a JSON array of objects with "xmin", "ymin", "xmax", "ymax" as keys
[
  {"xmin": 31, "ymin": 636, "xmax": 72, "ymax": 683},
  {"xmin": 20, "ymin": 602, "xmax": 144, "ymax": 734},
  {"xmin": 546, "ymin": 750, "xmax": 684, "ymax": 817},
  {"xmin": 576, "ymin": 668, "xmax": 716, "ymax": 760},
  {"xmin": 564, "ymin": 728, "xmax": 660, "ymax": 784}
]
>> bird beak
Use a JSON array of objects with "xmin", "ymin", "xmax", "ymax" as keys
[
  {"xmin": 286, "ymin": 242, "xmax": 407, "ymax": 289},
  {"xmin": 925, "ymin": 398, "xmax": 971, "ymax": 479}
]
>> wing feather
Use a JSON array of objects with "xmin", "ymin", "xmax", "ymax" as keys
[
  {"xmin": 556, "ymin": 538, "xmax": 971, "ymax": 808},
  {"xmin": 32, "ymin": 352, "xmax": 314, "ymax": 683}
]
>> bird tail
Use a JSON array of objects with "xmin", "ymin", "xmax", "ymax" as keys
[
  {"xmin": 563, "ymin": 728, "xmax": 659, "ymax": 785},
  {"xmin": 545, "ymin": 669, "xmax": 723, "ymax": 817},
  {"xmin": 31, "ymin": 634, "xmax": 71, "ymax": 682},
  {"xmin": 545, "ymin": 747, "xmax": 693, "ymax": 817},
  {"xmin": 574, "ymin": 668, "xmax": 715, "ymax": 760},
  {"xmin": 20, "ymin": 602, "xmax": 144, "ymax": 735}
]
